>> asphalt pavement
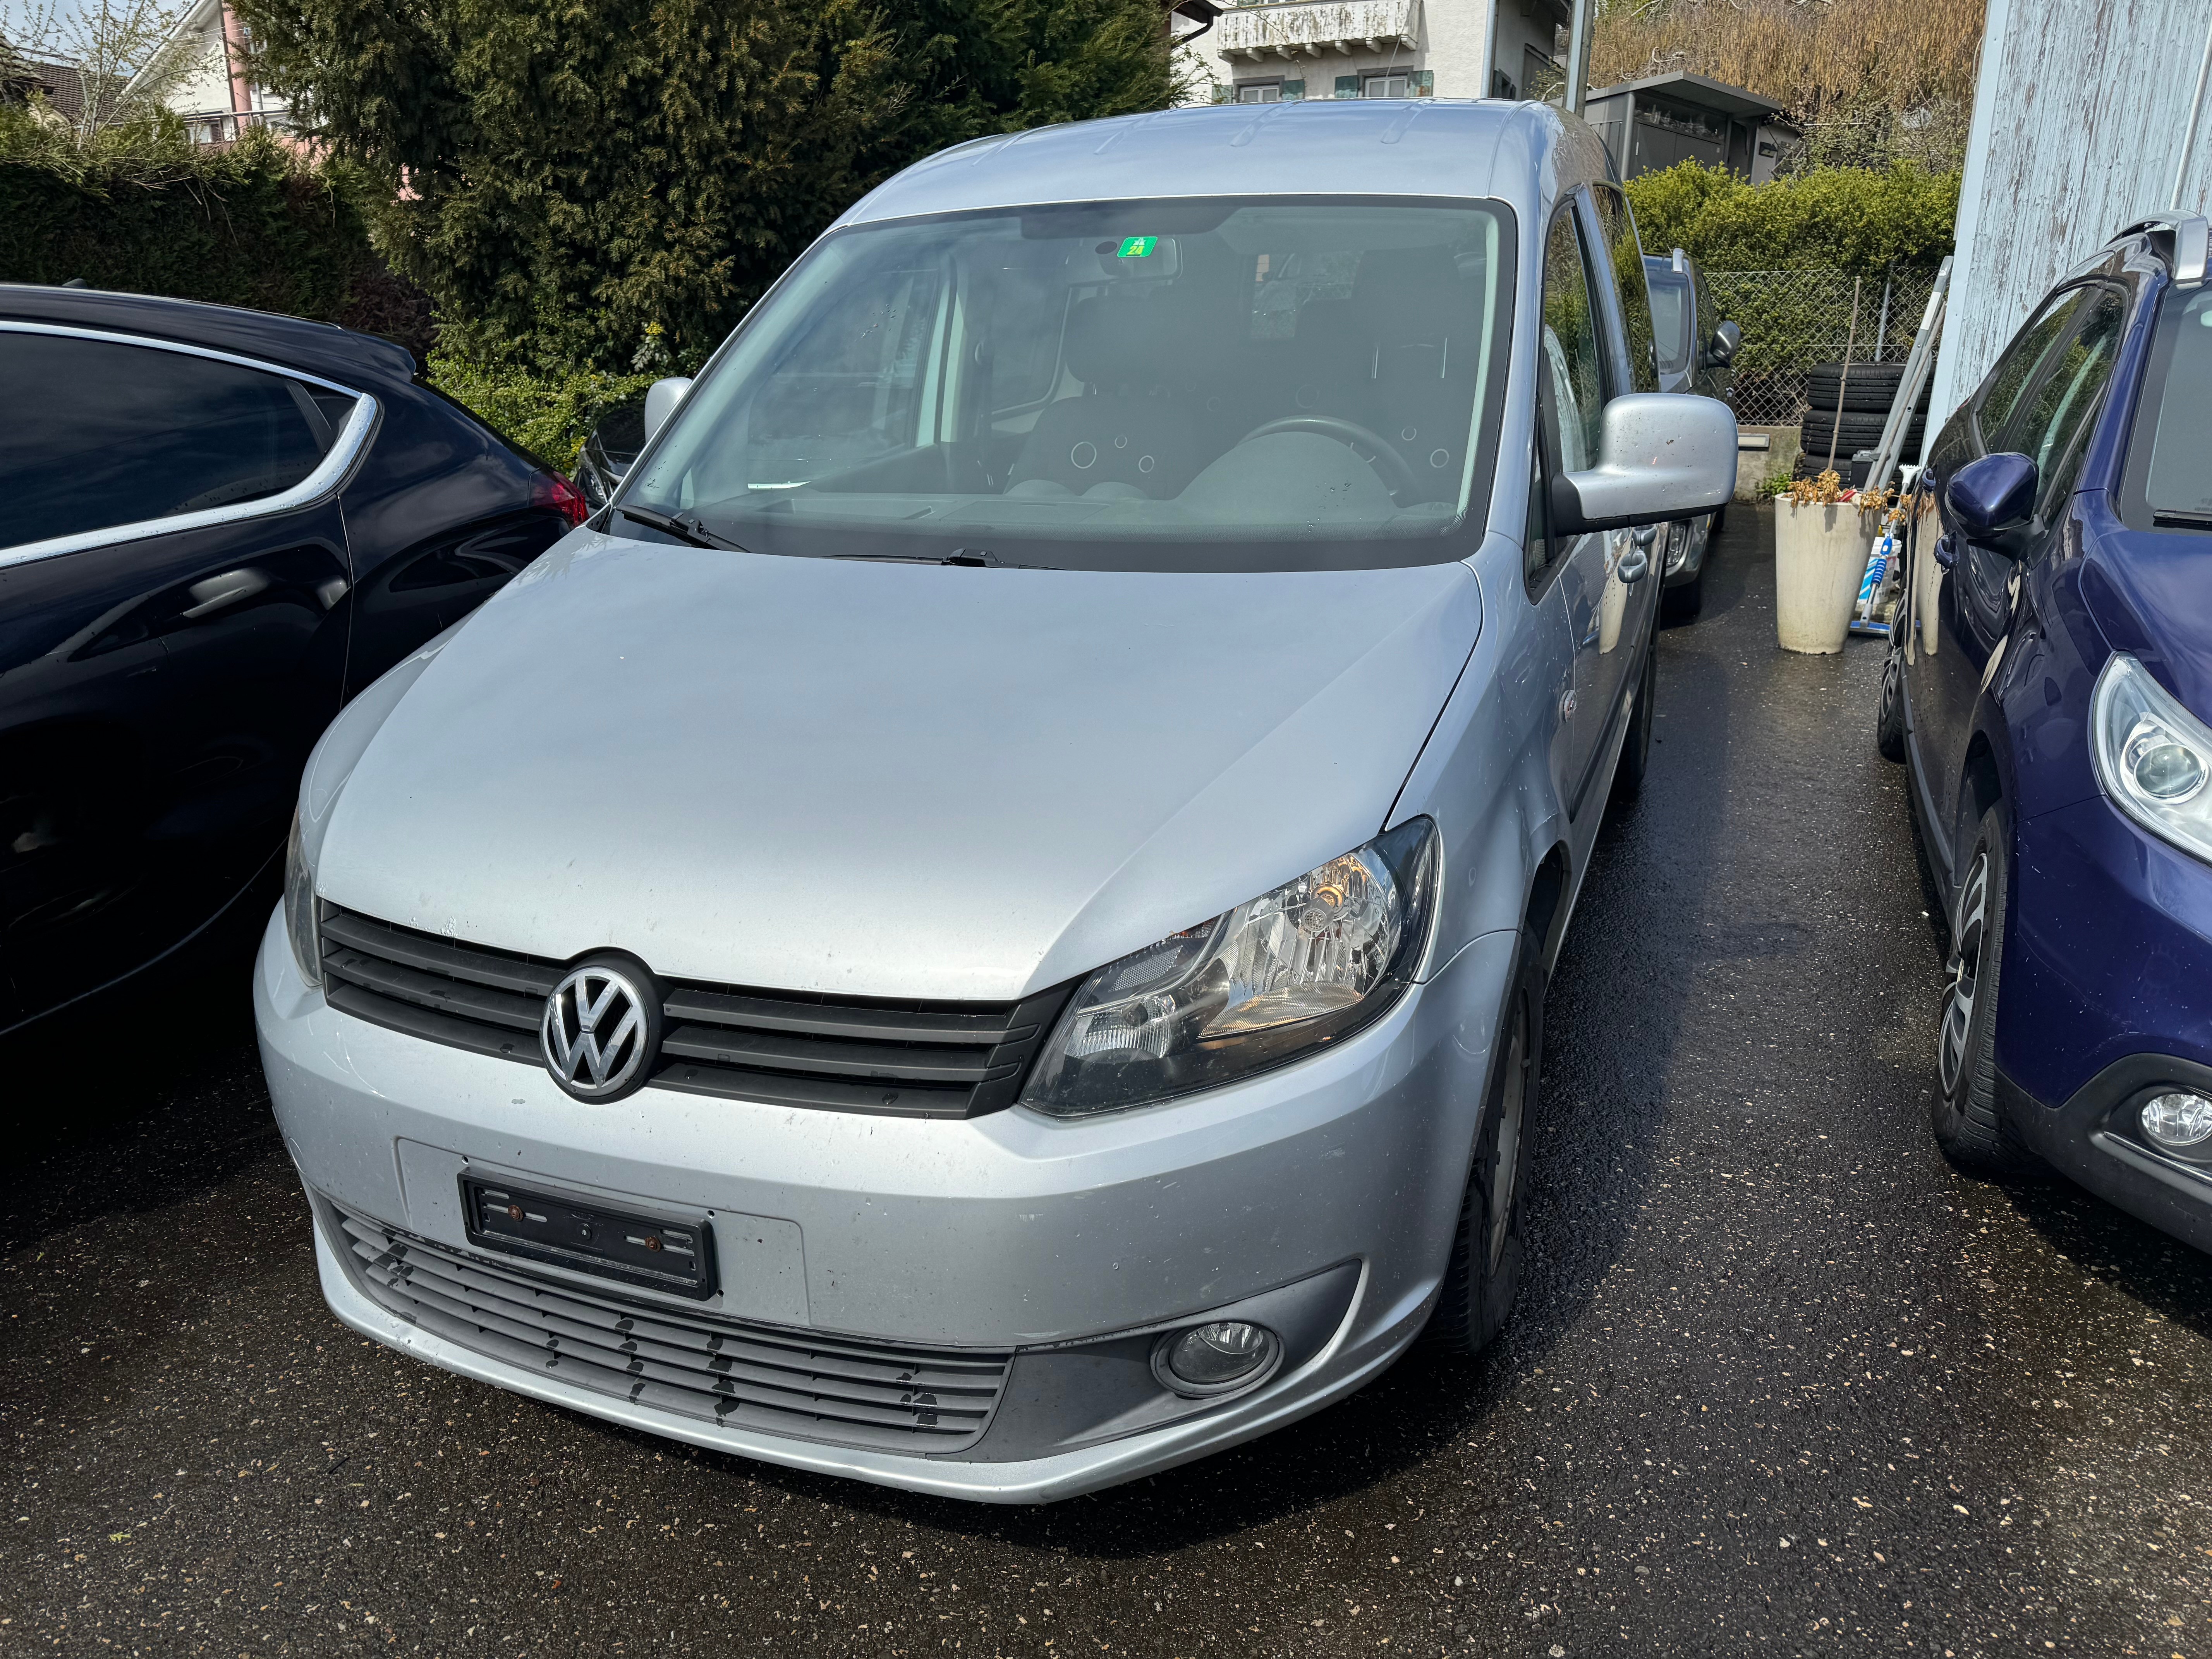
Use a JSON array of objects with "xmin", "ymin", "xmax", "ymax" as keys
[{"xmin": 8, "ymin": 502, "xmax": 2212, "ymax": 1657}]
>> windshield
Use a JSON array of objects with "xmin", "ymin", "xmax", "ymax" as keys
[
  {"xmin": 623, "ymin": 196, "xmax": 1515, "ymax": 571},
  {"xmin": 1643, "ymin": 262, "xmax": 1690, "ymax": 376},
  {"xmin": 2140, "ymin": 285, "xmax": 2212, "ymax": 527}
]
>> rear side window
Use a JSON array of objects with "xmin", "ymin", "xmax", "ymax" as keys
[
  {"xmin": 0, "ymin": 331, "xmax": 349, "ymax": 552},
  {"xmin": 1590, "ymin": 186, "xmax": 1659, "ymax": 394}
]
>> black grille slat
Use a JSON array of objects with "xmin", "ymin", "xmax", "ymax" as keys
[
  {"xmin": 317, "ymin": 905, "xmax": 1072, "ymax": 1118},
  {"xmin": 325, "ymin": 948, "xmax": 543, "ymax": 1031},
  {"xmin": 321, "ymin": 907, "xmax": 561, "ymax": 996},
  {"xmin": 326, "ymin": 981, "xmax": 544, "ymax": 1063},
  {"xmin": 663, "ymin": 986, "xmax": 1018, "ymax": 1046},
  {"xmin": 658, "ymin": 1023, "xmax": 998, "ymax": 1084},
  {"xmin": 333, "ymin": 1208, "xmax": 1006, "ymax": 1451}
]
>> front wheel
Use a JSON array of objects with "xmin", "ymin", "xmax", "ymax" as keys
[
  {"xmin": 1932, "ymin": 804, "xmax": 2030, "ymax": 1173},
  {"xmin": 1876, "ymin": 634, "xmax": 1908, "ymax": 763},
  {"xmin": 1428, "ymin": 932, "xmax": 1543, "ymax": 1357}
]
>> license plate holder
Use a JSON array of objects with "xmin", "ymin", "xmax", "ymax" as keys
[{"xmin": 460, "ymin": 1177, "xmax": 717, "ymax": 1301}]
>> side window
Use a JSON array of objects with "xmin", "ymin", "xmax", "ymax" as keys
[
  {"xmin": 1589, "ymin": 185, "xmax": 1659, "ymax": 394},
  {"xmin": 1528, "ymin": 203, "xmax": 1609, "ymax": 589},
  {"xmin": 1541, "ymin": 203, "xmax": 1609, "ymax": 474},
  {"xmin": 1975, "ymin": 289, "xmax": 2092, "ymax": 447},
  {"xmin": 0, "ymin": 331, "xmax": 341, "ymax": 551},
  {"xmin": 2001, "ymin": 287, "xmax": 2128, "ymax": 519}
]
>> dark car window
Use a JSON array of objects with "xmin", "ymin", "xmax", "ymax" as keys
[
  {"xmin": 0, "ymin": 331, "xmax": 346, "ymax": 552},
  {"xmin": 1999, "ymin": 286, "xmax": 2126, "ymax": 520},
  {"xmin": 1590, "ymin": 186, "xmax": 1659, "ymax": 393},
  {"xmin": 1974, "ymin": 288, "xmax": 2093, "ymax": 448}
]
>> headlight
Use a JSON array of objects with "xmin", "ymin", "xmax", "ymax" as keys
[
  {"xmin": 2092, "ymin": 653, "xmax": 2212, "ymax": 863},
  {"xmin": 1021, "ymin": 817, "xmax": 1438, "ymax": 1117},
  {"xmin": 283, "ymin": 809, "xmax": 323, "ymax": 988}
]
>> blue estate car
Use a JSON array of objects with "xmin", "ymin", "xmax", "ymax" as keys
[{"xmin": 1878, "ymin": 212, "xmax": 2212, "ymax": 1246}]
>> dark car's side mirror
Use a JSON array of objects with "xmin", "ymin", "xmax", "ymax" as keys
[
  {"xmin": 1703, "ymin": 320, "xmax": 1741, "ymax": 367},
  {"xmin": 1945, "ymin": 452, "xmax": 2039, "ymax": 553}
]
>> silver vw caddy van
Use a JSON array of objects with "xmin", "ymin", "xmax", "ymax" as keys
[{"xmin": 256, "ymin": 99, "xmax": 1733, "ymax": 1501}]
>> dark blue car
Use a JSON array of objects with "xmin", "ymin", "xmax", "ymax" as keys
[{"xmin": 1878, "ymin": 213, "xmax": 2212, "ymax": 1247}]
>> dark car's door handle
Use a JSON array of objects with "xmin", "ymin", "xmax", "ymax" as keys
[
  {"xmin": 180, "ymin": 567, "xmax": 272, "ymax": 620},
  {"xmin": 1933, "ymin": 533, "xmax": 1958, "ymax": 571}
]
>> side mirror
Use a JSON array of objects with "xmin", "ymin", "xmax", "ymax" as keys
[
  {"xmin": 1549, "ymin": 393, "xmax": 1737, "ymax": 535},
  {"xmin": 1945, "ymin": 452, "xmax": 2037, "ymax": 551},
  {"xmin": 1703, "ymin": 320, "xmax": 1741, "ymax": 367},
  {"xmin": 643, "ymin": 376, "xmax": 694, "ymax": 441}
]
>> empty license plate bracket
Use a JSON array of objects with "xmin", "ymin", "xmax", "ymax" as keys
[{"xmin": 460, "ymin": 1177, "xmax": 717, "ymax": 1301}]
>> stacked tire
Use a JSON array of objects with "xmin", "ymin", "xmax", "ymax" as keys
[{"xmin": 1794, "ymin": 361, "xmax": 1930, "ymax": 481}]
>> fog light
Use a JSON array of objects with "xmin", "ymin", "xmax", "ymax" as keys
[
  {"xmin": 2140, "ymin": 1091, "xmax": 2212, "ymax": 1151},
  {"xmin": 1153, "ymin": 1321, "xmax": 1280, "ymax": 1396}
]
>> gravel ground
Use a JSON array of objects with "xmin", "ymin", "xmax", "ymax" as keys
[{"xmin": 7, "ymin": 503, "xmax": 2212, "ymax": 1657}]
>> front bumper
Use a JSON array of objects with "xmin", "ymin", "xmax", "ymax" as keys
[
  {"xmin": 255, "ymin": 908, "xmax": 1514, "ymax": 1501},
  {"xmin": 1999, "ymin": 795, "xmax": 2212, "ymax": 1252}
]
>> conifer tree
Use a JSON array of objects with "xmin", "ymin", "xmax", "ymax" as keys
[{"xmin": 234, "ymin": 0, "xmax": 1175, "ymax": 371}]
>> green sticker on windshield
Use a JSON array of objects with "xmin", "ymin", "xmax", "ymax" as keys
[{"xmin": 1116, "ymin": 236, "xmax": 1158, "ymax": 259}]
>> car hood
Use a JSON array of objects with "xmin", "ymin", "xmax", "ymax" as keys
[
  {"xmin": 2081, "ymin": 503, "xmax": 2212, "ymax": 726},
  {"xmin": 315, "ymin": 531, "xmax": 1482, "ymax": 1002}
]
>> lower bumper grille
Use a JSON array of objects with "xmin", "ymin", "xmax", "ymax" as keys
[{"xmin": 330, "ymin": 1205, "xmax": 1010, "ymax": 1454}]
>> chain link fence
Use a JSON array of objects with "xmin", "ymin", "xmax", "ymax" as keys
[{"xmin": 1704, "ymin": 266, "xmax": 1942, "ymax": 427}]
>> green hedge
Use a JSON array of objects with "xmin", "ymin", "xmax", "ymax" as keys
[
  {"xmin": 1625, "ymin": 160, "xmax": 1960, "ymax": 276},
  {"xmin": 428, "ymin": 354, "xmax": 659, "ymax": 471},
  {"xmin": 0, "ymin": 114, "xmax": 378, "ymax": 323}
]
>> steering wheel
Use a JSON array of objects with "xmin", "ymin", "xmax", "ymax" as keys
[{"xmin": 1237, "ymin": 416, "xmax": 1422, "ymax": 504}]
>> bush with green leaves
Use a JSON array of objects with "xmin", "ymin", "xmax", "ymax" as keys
[
  {"xmin": 0, "ymin": 107, "xmax": 379, "ymax": 323},
  {"xmin": 235, "ymin": 0, "xmax": 1180, "ymax": 377},
  {"xmin": 1625, "ymin": 160, "xmax": 1960, "ymax": 276},
  {"xmin": 428, "ymin": 354, "xmax": 659, "ymax": 471}
]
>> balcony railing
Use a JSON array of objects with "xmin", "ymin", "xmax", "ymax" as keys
[{"xmin": 1214, "ymin": 0, "xmax": 1415, "ymax": 60}]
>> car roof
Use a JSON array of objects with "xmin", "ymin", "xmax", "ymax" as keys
[
  {"xmin": 835, "ymin": 99, "xmax": 1593, "ymax": 232},
  {"xmin": 0, "ymin": 284, "xmax": 419, "ymax": 389}
]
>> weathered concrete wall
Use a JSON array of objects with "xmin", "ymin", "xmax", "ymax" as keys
[{"xmin": 1928, "ymin": 0, "xmax": 2212, "ymax": 440}]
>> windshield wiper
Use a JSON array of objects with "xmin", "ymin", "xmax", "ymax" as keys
[
  {"xmin": 2153, "ymin": 507, "xmax": 2212, "ymax": 531},
  {"xmin": 615, "ymin": 505, "xmax": 747, "ymax": 551}
]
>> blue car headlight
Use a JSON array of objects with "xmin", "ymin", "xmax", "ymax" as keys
[
  {"xmin": 2092, "ymin": 653, "xmax": 2212, "ymax": 863},
  {"xmin": 1021, "ymin": 818, "xmax": 1439, "ymax": 1117}
]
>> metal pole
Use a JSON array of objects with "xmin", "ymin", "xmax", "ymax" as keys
[
  {"xmin": 1873, "ymin": 269, "xmax": 1893, "ymax": 359},
  {"xmin": 1479, "ymin": 0, "xmax": 1501, "ymax": 100},
  {"xmin": 2175, "ymin": 13, "xmax": 2212, "ymax": 210},
  {"xmin": 1564, "ymin": 0, "xmax": 1592, "ymax": 115},
  {"xmin": 1826, "ymin": 276, "xmax": 1862, "ymax": 477}
]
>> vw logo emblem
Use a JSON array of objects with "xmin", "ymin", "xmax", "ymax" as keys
[{"xmin": 541, "ymin": 957, "xmax": 659, "ymax": 1101}]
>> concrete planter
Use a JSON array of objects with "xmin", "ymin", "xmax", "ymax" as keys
[{"xmin": 1773, "ymin": 498, "xmax": 1876, "ymax": 654}]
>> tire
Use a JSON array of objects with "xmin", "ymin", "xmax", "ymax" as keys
[
  {"xmin": 1428, "ymin": 930, "xmax": 1543, "ymax": 1357},
  {"xmin": 1876, "ymin": 634, "xmax": 1907, "ymax": 763},
  {"xmin": 1806, "ymin": 362, "xmax": 1928, "ymax": 414},
  {"xmin": 1610, "ymin": 619, "xmax": 1659, "ymax": 799},
  {"xmin": 1803, "ymin": 409, "xmax": 1923, "ymax": 450},
  {"xmin": 1931, "ymin": 804, "xmax": 2031, "ymax": 1173}
]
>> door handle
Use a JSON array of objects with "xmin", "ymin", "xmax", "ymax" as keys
[
  {"xmin": 1630, "ymin": 524, "xmax": 1658, "ymax": 550},
  {"xmin": 1618, "ymin": 546, "xmax": 1650, "ymax": 584},
  {"xmin": 181, "ymin": 567, "xmax": 271, "ymax": 619},
  {"xmin": 1934, "ymin": 533, "xmax": 1958, "ymax": 571}
]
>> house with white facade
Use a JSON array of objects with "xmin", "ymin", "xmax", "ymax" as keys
[
  {"xmin": 1175, "ymin": 0, "xmax": 1575, "ymax": 108},
  {"xmin": 127, "ymin": 0, "xmax": 289, "ymax": 145}
]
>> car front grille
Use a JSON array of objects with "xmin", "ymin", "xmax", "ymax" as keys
[
  {"xmin": 331, "ymin": 1204, "xmax": 1011, "ymax": 1454},
  {"xmin": 316, "ymin": 906, "xmax": 1068, "ymax": 1118}
]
